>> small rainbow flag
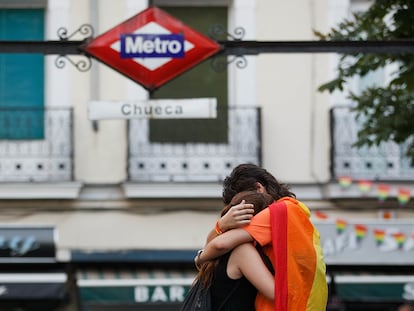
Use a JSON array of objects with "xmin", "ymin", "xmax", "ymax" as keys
[
  {"xmin": 338, "ymin": 176, "xmax": 352, "ymax": 189},
  {"xmin": 336, "ymin": 219, "xmax": 347, "ymax": 234},
  {"xmin": 314, "ymin": 211, "xmax": 329, "ymax": 220},
  {"xmin": 392, "ymin": 232, "xmax": 406, "ymax": 249},
  {"xmin": 358, "ymin": 180, "xmax": 372, "ymax": 194},
  {"xmin": 354, "ymin": 224, "xmax": 367, "ymax": 242},
  {"xmin": 377, "ymin": 184, "xmax": 391, "ymax": 202},
  {"xmin": 373, "ymin": 229, "xmax": 385, "ymax": 246},
  {"xmin": 397, "ymin": 188, "xmax": 411, "ymax": 206}
]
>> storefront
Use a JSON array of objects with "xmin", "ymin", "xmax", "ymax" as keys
[
  {"xmin": 73, "ymin": 250, "xmax": 197, "ymax": 311},
  {"xmin": 77, "ymin": 267, "xmax": 195, "ymax": 311},
  {"xmin": 317, "ymin": 219, "xmax": 414, "ymax": 310},
  {"xmin": 0, "ymin": 226, "xmax": 71, "ymax": 311}
]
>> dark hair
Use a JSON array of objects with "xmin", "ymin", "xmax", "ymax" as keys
[
  {"xmin": 196, "ymin": 191, "xmax": 274, "ymax": 289},
  {"xmin": 221, "ymin": 190, "xmax": 274, "ymax": 217},
  {"xmin": 222, "ymin": 163, "xmax": 295, "ymax": 205}
]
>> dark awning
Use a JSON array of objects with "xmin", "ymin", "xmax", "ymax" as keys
[
  {"xmin": 77, "ymin": 268, "xmax": 195, "ymax": 304},
  {"xmin": 0, "ymin": 272, "xmax": 67, "ymax": 300},
  {"xmin": 334, "ymin": 274, "xmax": 414, "ymax": 302}
]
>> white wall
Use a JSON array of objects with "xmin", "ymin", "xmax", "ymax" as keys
[
  {"xmin": 257, "ymin": 0, "xmax": 331, "ymax": 183},
  {"xmin": 70, "ymin": 0, "xmax": 129, "ymax": 183}
]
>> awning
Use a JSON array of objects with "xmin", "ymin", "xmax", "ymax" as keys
[
  {"xmin": 77, "ymin": 268, "xmax": 196, "ymax": 304},
  {"xmin": 334, "ymin": 274, "xmax": 414, "ymax": 302},
  {"xmin": 0, "ymin": 272, "xmax": 67, "ymax": 300}
]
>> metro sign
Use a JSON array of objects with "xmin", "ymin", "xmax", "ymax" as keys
[{"xmin": 84, "ymin": 7, "xmax": 221, "ymax": 91}]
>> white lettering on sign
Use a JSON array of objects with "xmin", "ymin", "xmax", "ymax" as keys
[
  {"xmin": 134, "ymin": 285, "xmax": 187, "ymax": 303},
  {"xmin": 0, "ymin": 286, "xmax": 7, "ymax": 296},
  {"xmin": 120, "ymin": 34, "xmax": 185, "ymax": 59},
  {"xmin": 125, "ymin": 36, "xmax": 182, "ymax": 55},
  {"xmin": 88, "ymin": 98, "xmax": 217, "ymax": 120},
  {"xmin": 151, "ymin": 286, "xmax": 168, "ymax": 302},
  {"xmin": 403, "ymin": 283, "xmax": 414, "ymax": 300},
  {"xmin": 135, "ymin": 286, "xmax": 149, "ymax": 302}
]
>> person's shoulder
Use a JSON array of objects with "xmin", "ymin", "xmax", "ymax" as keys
[{"xmin": 232, "ymin": 242, "xmax": 256, "ymax": 254}]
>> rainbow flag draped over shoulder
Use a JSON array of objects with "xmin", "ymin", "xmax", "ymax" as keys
[{"xmin": 269, "ymin": 197, "xmax": 328, "ymax": 311}]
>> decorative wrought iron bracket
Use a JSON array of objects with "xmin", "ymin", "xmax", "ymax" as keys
[
  {"xmin": 0, "ymin": 24, "xmax": 94, "ymax": 72},
  {"xmin": 54, "ymin": 24, "xmax": 94, "ymax": 72},
  {"xmin": 209, "ymin": 25, "xmax": 247, "ymax": 72}
]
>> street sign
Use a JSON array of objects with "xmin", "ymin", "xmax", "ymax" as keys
[
  {"xmin": 88, "ymin": 98, "xmax": 217, "ymax": 120},
  {"xmin": 84, "ymin": 7, "xmax": 221, "ymax": 91}
]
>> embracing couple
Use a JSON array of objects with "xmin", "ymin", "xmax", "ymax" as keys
[{"xmin": 190, "ymin": 163, "xmax": 328, "ymax": 311}]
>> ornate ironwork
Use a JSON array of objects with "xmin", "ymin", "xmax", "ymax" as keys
[
  {"xmin": 57, "ymin": 24, "xmax": 94, "ymax": 41},
  {"xmin": 208, "ymin": 25, "xmax": 245, "ymax": 41},
  {"xmin": 209, "ymin": 26, "xmax": 247, "ymax": 72},
  {"xmin": 55, "ymin": 55, "xmax": 92, "ymax": 72},
  {"xmin": 0, "ymin": 108, "xmax": 73, "ymax": 182},
  {"xmin": 127, "ymin": 106, "xmax": 261, "ymax": 182},
  {"xmin": 331, "ymin": 106, "xmax": 414, "ymax": 180},
  {"xmin": 211, "ymin": 54, "xmax": 247, "ymax": 72},
  {"xmin": 54, "ymin": 24, "xmax": 94, "ymax": 72}
]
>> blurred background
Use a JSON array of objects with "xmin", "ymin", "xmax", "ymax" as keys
[{"xmin": 0, "ymin": 0, "xmax": 413, "ymax": 310}]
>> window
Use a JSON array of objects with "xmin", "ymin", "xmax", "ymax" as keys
[
  {"xmin": 149, "ymin": 6, "xmax": 228, "ymax": 143},
  {"xmin": 0, "ymin": 8, "xmax": 45, "ymax": 139}
]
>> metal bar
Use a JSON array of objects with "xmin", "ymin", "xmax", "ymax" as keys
[
  {"xmin": 218, "ymin": 40, "xmax": 414, "ymax": 55},
  {"xmin": 0, "ymin": 40, "xmax": 86, "ymax": 55},
  {"xmin": 1, "ymin": 39, "xmax": 414, "ymax": 56}
]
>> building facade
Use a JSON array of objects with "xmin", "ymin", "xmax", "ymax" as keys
[{"xmin": 0, "ymin": 0, "xmax": 413, "ymax": 310}]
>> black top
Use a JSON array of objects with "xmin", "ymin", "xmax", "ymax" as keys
[{"xmin": 210, "ymin": 252, "xmax": 257, "ymax": 311}]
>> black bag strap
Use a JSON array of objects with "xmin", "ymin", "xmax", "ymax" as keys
[{"xmin": 255, "ymin": 243, "xmax": 275, "ymax": 275}]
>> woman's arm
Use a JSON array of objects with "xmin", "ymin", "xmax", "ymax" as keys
[
  {"xmin": 229, "ymin": 243, "xmax": 274, "ymax": 301},
  {"xmin": 196, "ymin": 228, "xmax": 253, "ymax": 268},
  {"xmin": 205, "ymin": 201, "xmax": 255, "ymax": 244}
]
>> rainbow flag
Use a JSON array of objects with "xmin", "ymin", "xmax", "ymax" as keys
[
  {"xmin": 373, "ymin": 229, "xmax": 385, "ymax": 246},
  {"xmin": 338, "ymin": 176, "xmax": 352, "ymax": 189},
  {"xmin": 354, "ymin": 224, "xmax": 367, "ymax": 242},
  {"xmin": 270, "ymin": 198, "xmax": 328, "ymax": 311},
  {"xmin": 397, "ymin": 188, "xmax": 411, "ymax": 206},
  {"xmin": 392, "ymin": 232, "xmax": 406, "ymax": 249},
  {"xmin": 377, "ymin": 184, "xmax": 391, "ymax": 202},
  {"xmin": 335, "ymin": 219, "xmax": 347, "ymax": 234},
  {"xmin": 358, "ymin": 180, "xmax": 372, "ymax": 194}
]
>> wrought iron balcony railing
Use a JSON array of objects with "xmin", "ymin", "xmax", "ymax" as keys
[
  {"xmin": 0, "ymin": 107, "xmax": 73, "ymax": 182},
  {"xmin": 331, "ymin": 106, "xmax": 414, "ymax": 180},
  {"xmin": 128, "ymin": 106, "xmax": 261, "ymax": 182}
]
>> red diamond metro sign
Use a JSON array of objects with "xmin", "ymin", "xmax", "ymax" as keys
[{"xmin": 84, "ymin": 7, "xmax": 221, "ymax": 91}]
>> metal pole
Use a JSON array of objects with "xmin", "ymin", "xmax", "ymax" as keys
[
  {"xmin": 0, "ymin": 40, "xmax": 86, "ymax": 54},
  {"xmin": 218, "ymin": 40, "xmax": 414, "ymax": 55}
]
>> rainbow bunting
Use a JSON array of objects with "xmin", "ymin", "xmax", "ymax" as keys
[
  {"xmin": 377, "ymin": 184, "xmax": 391, "ymax": 202},
  {"xmin": 336, "ymin": 219, "xmax": 347, "ymax": 234},
  {"xmin": 314, "ymin": 211, "xmax": 329, "ymax": 220},
  {"xmin": 354, "ymin": 224, "xmax": 367, "ymax": 242},
  {"xmin": 397, "ymin": 188, "xmax": 411, "ymax": 206},
  {"xmin": 392, "ymin": 232, "xmax": 406, "ymax": 249},
  {"xmin": 338, "ymin": 176, "xmax": 352, "ymax": 189},
  {"xmin": 358, "ymin": 180, "xmax": 372, "ymax": 194},
  {"xmin": 373, "ymin": 229, "xmax": 385, "ymax": 246}
]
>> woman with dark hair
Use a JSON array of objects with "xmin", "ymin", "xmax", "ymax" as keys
[
  {"xmin": 222, "ymin": 163, "xmax": 295, "ymax": 205},
  {"xmin": 195, "ymin": 191, "xmax": 275, "ymax": 311},
  {"xmin": 198, "ymin": 164, "xmax": 328, "ymax": 311}
]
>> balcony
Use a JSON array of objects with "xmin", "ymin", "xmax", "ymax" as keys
[
  {"xmin": 0, "ymin": 107, "xmax": 74, "ymax": 182},
  {"xmin": 331, "ymin": 106, "xmax": 414, "ymax": 180},
  {"xmin": 127, "ymin": 106, "xmax": 261, "ymax": 183}
]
